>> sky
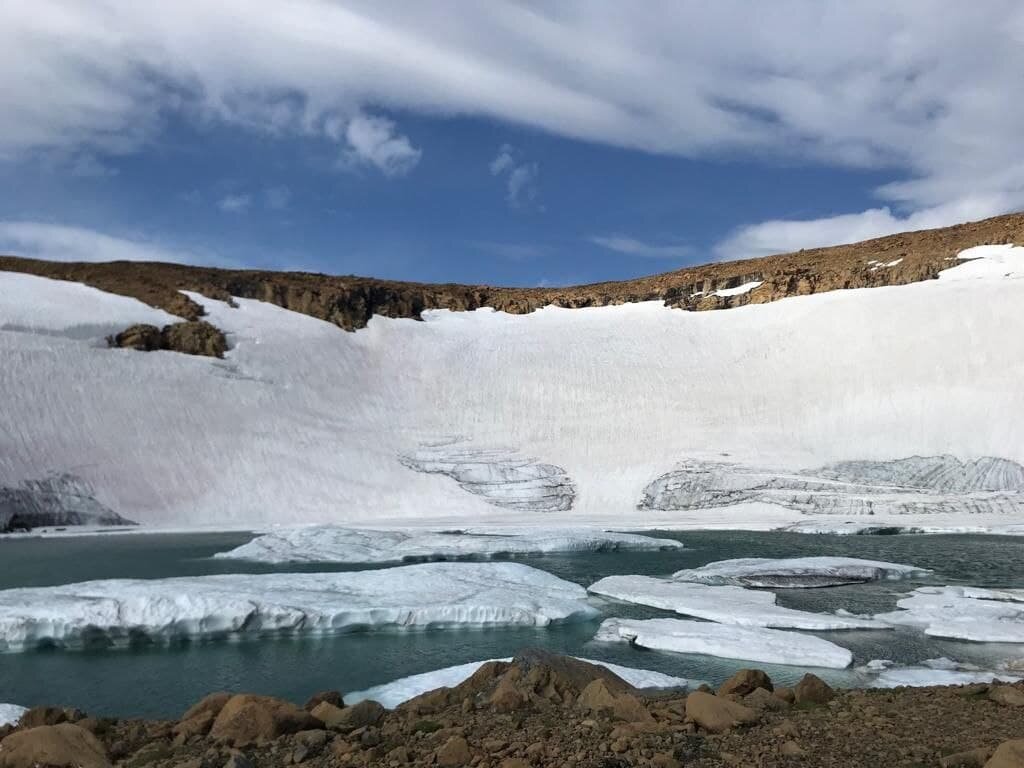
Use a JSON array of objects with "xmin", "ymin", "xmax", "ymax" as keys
[{"xmin": 1, "ymin": 1, "xmax": 1023, "ymax": 286}]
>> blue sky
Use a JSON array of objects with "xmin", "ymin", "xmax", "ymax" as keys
[{"xmin": 1, "ymin": 2, "xmax": 1022, "ymax": 286}]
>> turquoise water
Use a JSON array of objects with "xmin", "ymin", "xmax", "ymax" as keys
[{"xmin": 1, "ymin": 530, "xmax": 1023, "ymax": 719}]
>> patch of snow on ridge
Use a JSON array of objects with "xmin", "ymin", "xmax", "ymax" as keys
[
  {"xmin": 215, "ymin": 526, "xmax": 682, "ymax": 563},
  {"xmin": 0, "ymin": 562, "xmax": 597, "ymax": 653},
  {"xmin": 941, "ymin": 244, "xmax": 1024, "ymax": 281},
  {"xmin": 713, "ymin": 280, "xmax": 763, "ymax": 297},
  {"xmin": 670, "ymin": 557, "xmax": 929, "ymax": 588},
  {"xmin": 588, "ymin": 576, "xmax": 885, "ymax": 630},
  {"xmin": 0, "ymin": 704, "xmax": 26, "ymax": 727},
  {"xmin": 874, "ymin": 586, "xmax": 1024, "ymax": 642},
  {"xmin": 346, "ymin": 657, "xmax": 690, "ymax": 709},
  {"xmin": 595, "ymin": 617, "xmax": 854, "ymax": 669}
]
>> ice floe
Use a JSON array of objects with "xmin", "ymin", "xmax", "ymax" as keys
[
  {"xmin": 595, "ymin": 617, "xmax": 854, "ymax": 668},
  {"xmin": 874, "ymin": 586, "xmax": 1024, "ymax": 642},
  {"xmin": 670, "ymin": 556, "xmax": 929, "ymax": 588},
  {"xmin": 863, "ymin": 657, "xmax": 1022, "ymax": 688},
  {"xmin": 0, "ymin": 704, "xmax": 26, "ymax": 727},
  {"xmin": 346, "ymin": 657, "xmax": 690, "ymax": 708},
  {"xmin": 216, "ymin": 526, "xmax": 682, "ymax": 564},
  {"xmin": 588, "ymin": 575, "xmax": 886, "ymax": 630},
  {"xmin": 0, "ymin": 562, "xmax": 597, "ymax": 652}
]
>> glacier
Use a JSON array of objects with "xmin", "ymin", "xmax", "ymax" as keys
[
  {"xmin": 345, "ymin": 657, "xmax": 691, "ymax": 709},
  {"xmin": 874, "ymin": 586, "xmax": 1024, "ymax": 642},
  {"xmin": 594, "ymin": 617, "xmax": 854, "ymax": 669},
  {"xmin": 1, "ymin": 245, "xmax": 1023, "ymax": 529},
  {"xmin": 670, "ymin": 556, "xmax": 929, "ymax": 588},
  {"xmin": 0, "ymin": 562, "xmax": 598, "ymax": 652},
  {"xmin": 587, "ymin": 575, "xmax": 886, "ymax": 630},
  {"xmin": 215, "ymin": 526, "xmax": 683, "ymax": 563}
]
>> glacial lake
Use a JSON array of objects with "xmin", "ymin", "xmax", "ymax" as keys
[{"xmin": 2, "ymin": 530, "xmax": 1024, "ymax": 719}]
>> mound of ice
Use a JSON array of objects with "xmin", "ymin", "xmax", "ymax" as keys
[
  {"xmin": 874, "ymin": 586, "xmax": 1024, "ymax": 642},
  {"xmin": 346, "ymin": 657, "xmax": 690, "ymax": 709},
  {"xmin": 671, "ymin": 556, "xmax": 929, "ymax": 588},
  {"xmin": 0, "ymin": 703, "xmax": 26, "ymax": 727},
  {"xmin": 588, "ymin": 575, "xmax": 886, "ymax": 631},
  {"xmin": 0, "ymin": 562, "xmax": 598, "ymax": 652},
  {"xmin": 216, "ymin": 526, "xmax": 682, "ymax": 564},
  {"xmin": 595, "ymin": 617, "xmax": 854, "ymax": 669}
]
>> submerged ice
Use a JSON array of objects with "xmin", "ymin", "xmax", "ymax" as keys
[
  {"xmin": 671, "ymin": 556, "xmax": 929, "ymax": 588},
  {"xmin": 588, "ymin": 575, "xmax": 886, "ymax": 630},
  {"xmin": 216, "ymin": 526, "xmax": 683, "ymax": 564},
  {"xmin": 0, "ymin": 562, "xmax": 597, "ymax": 652}
]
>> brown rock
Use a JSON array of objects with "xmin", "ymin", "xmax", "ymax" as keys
[
  {"xmin": 940, "ymin": 747, "xmax": 993, "ymax": 767},
  {"xmin": 576, "ymin": 679, "xmax": 652, "ymax": 723},
  {"xmin": 780, "ymin": 740, "xmax": 807, "ymax": 757},
  {"xmin": 172, "ymin": 709, "xmax": 215, "ymax": 739},
  {"xmin": 499, "ymin": 760, "xmax": 530, "ymax": 768},
  {"xmin": 436, "ymin": 735, "xmax": 472, "ymax": 767},
  {"xmin": 793, "ymin": 674, "xmax": 834, "ymax": 705},
  {"xmin": 773, "ymin": 687, "xmax": 796, "ymax": 704},
  {"xmin": 160, "ymin": 320, "xmax": 227, "ymax": 357},
  {"xmin": 181, "ymin": 691, "xmax": 233, "ymax": 722},
  {"xmin": 718, "ymin": 669, "xmax": 773, "ymax": 697},
  {"xmin": 311, "ymin": 699, "xmax": 383, "ymax": 732},
  {"xmin": 15, "ymin": 706, "xmax": 67, "ymax": 729},
  {"xmin": 744, "ymin": 687, "xmax": 788, "ymax": 712},
  {"xmin": 208, "ymin": 694, "xmax": 320, "ymax": 747},
  {"xmin": 989, "ymin": 685, "xmax": 1024, "ymax": 707},
  {"xmin": 303, "ymin": 690, "xmax": 343, "ymax": 711},
  {"xmin": 684, "ymin": 691, "xmax": 759, "ymax": 733},
  {"xmin": 110, "ymin": 324, "xmax": 162, "ymax": 351},
  {"xmin": 0, "ymin": 723, "xmax": 110, "ymax": 768},
  {"xmin": 986, "ymin": 740, "xmax": 1024, "ymax": 768}
]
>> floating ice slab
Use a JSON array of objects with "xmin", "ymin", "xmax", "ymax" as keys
[
  {"xmin": 595, "ymin": 617, "xmax": 854, "ymax": 668},
  {"xmin": 216, "ymin": 526, "xmax": 683, "ymax": 564},
  {"xmin": 0, "ymin": 704, "xmax": 26, "ymax": 727},
  {"xmin": 588, "ymin": 575, "xmax": 885, "ymax": 630},
  {"xmin": 671, "ymin": 556, "xmax": 929, "ymax": 588},
  {"xmin": 346, "ymin": 657, "xmax": 690, "ymax": 709},
  {"xmin": 871, "ymin": 667, "xmax": 1021, "ymax": 688},
  {"xmin": 0, "ymin": 562, "xmax": 598, "ymax": 652},
  {"xmin": 874, "ymin": 586, "xmax": 1024, "ymax": 642}
]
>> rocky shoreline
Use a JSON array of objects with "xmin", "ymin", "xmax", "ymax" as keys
[{"xmin": 2, "ymin": 651, "xmax": 1023, "ymax": 768}]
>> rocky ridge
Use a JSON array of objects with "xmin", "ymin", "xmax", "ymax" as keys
[{"xmin": 3, "ymin": 651, "xmax": 1024, "ymax": 768}]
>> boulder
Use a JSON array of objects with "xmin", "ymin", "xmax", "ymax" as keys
[
  {"xmin": 181, "ymin": 691, "xmax": 233, "ymax": 722},
  {"xmin": 940, "ymin": 748, "xmax": 993, "ymax": 768},
  {"xmin": 774, "ymin": 687, "xmax": 796, "ymax": 704},
  {"xmin": 684, "ymin": 691, "xmax": 759, "ymax": 733},
  {"xmin": 989, "ymin": 685, "xmax": 1024, "ymax": 707},
  {"xmin": 160, "ymin": 321, "xmax": 227, "ymax": 357},
  {"xmin": 718, "ymin": 669, "xmax": 773, "ymax": 697},
  {"xmin": 436, "ymin": 735, "xmax": 472, "ymax": 767},
  {"xmin": 311, "ymin": 699, "xmax": 383, "ymax": 733},
  {"xmin": 109, "ymin": 324, "xmax": 162, "ymax": 352},
  {"xmin": 0, "ymin": 723, "xmax": 110, "ymax": 768},
  {"xmin": 303, "ymin": 691, "xmax": 343, "ymax": 711},
  {"xmin": 794, "ymin": 674, "xmax": 834, "ymax": 705},
  {"xmin": 577, "ymin": 679, "xmax": 652, "ymax": 723},
  {"xmin": 744, "ymin": 687, "xmax": 788, "ymax": 712},
  {"xmin": 986, "ymin": 740, "xmax": 1024, "ymax": 768},
  {"xmin": 15, "ymin": 706, "xmax": 68, "ymax": 729},
  {"xmin": 208, "ymin": 694, "xmax": 321, "ymax": 747}
]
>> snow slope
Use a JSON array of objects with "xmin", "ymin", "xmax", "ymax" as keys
[
  {"xmin": 1, "ymin": 244, "xmax": 1023, "ymax": 528},
  {"xmin": 0, "ymin": 562, "xmax": 597, "ymax": 652},
  {"xmin": 215, "ymin": 527, "xmax": 682, "ymax": 563},
  {"xmin": 345, "ymin": 657, "xmax": 690, "ymax": 708}
]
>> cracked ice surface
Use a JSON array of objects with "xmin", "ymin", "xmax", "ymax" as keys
[
  {"xmin": 588, "ymin": 575, "xmax": 886, "ymax": 630},
  {"xmin": 670, "ymin": 556, "xmax": 929, "ymax": 588},
  {"xmin": 0, "ymin": 562, "xmax": 598, "ymax": 653},
  {"xmin": 215, "ymin": 526, "xmax": 682, "ymax": 563},
  {"xmin": 346, "ymin": 657, "xmax": 690, "ymax": 709},
  {"xmin": 595, "ymin": 617, "xmax": 854, "ymax": 668},
  {"xmin": 874, "ymin": 586, "xmax": 1024, "ymax": 643}
]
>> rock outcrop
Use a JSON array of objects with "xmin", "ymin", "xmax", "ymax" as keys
[
  {"xmin": 0, "ymin": 474, "xmax": 135, "ymax": 533},
  {"xmin": 108, "ymin": 320, "xmax": 227, "ymax": 358}
]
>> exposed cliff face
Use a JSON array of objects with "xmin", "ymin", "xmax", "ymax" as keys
[{"xmin": 1, "ymin": 212, "xmax": 1021, "ymax": 330}]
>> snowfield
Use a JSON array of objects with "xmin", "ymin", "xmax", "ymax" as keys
[
  {"xmin": 588, "ymin": 575, "xmax": 886, "ymax": 630},
  {"xmin": 0, "ymin": 562, "xmax": 597, "ymax": 652},
  {"xmin": 345, "ymin": 657, "xmax": 691, "ymax": 709},
  {"xmin": 215, "ymin": 526, "xmax": 683, "ymax": 563},
  {"xmin": 670, "ymin": 557, "xmax": 930, "ymax": 588},
  {"xmin": 1, "ymin": 244, "xmax": 1023, "ymax": 529},
  {"xmin": 594, "ymin": 617, "xmax": 855, "ymax": 669}
]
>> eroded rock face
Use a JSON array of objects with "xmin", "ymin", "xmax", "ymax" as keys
[
  {"xmin": 109, "ymin": 320, "xmax": 227, "ymax": 358},
  {"xmin": 640, "ymin": 455, "xmax": 1024, "ymax": 517},
  {"xmin": 400, "ymin": 443, "xmax": 575, "ymax": 512},
  {"xmin": 0, "ymin": 474, "xmax": 135, "ymax": 533},
  {"xmin": 0, "ymin": 723, "xmax": 110, "ymax": 768}
]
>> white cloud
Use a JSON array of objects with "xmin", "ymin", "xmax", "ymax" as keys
[
  {"xmin": 590, "ymin": 235, "xmax": 692, "ymax": 260},
  {"xmin": 490, "ymin": 144, "xmax": 539, "ymax": 208},
  {"xmin": 217, "ymin": 193, "xmax": 252, "ymax": 213},
  {"xmin": 341, "ymin": 114, "xmax": 421, "ymax": 177},
  {"xmin": 0, "ymin": 220, "xmax": 216, "ymax": 264},
  {"xmin": 263, "ymin": 186, "xmax": 291, "ymax": 210},
  {"xmin": 2, "ymin": 3, "xmax": 1024, "ymax": 231}
]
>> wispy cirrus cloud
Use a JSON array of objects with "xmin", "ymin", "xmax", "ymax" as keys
[
  {"xmin": 490, "ymin": 144, "xmax": 539, "ymax": 208},
  {"xmin": 590, "ymin": 235, "xmax": 692, "ymax": 260}
]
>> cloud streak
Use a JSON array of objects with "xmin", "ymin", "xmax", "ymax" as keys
[{"xmin": 590, "ymin": 235, "xmax": 692, "ymax": 260}]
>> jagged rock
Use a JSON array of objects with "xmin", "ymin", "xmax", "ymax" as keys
[
  {"xmin": 718, "ymin": 669, "xmax": 773, "ymax": 697},
  {"xmin": 986, "ymin": 740, "xmax": 1024, "ymax": 768},
  {"xmin": 794, "ymin": 674, "xmax": 834, "ymax": 705},
  {"xmin": 311, "ymin": 699, "xmax": 383, "ymax": 733},
  {"xmin": 940, "ymin": 748, "xmax": 993, "ymax": 767},
  {"xmin": 208, "ymin": 694, "xmax": 320, "ymax": 747},
  {"xmin": 0, "ymin": 723, "xmax": 110, "ymax": 768},
  {"xmin": 988, "ymin": 685, "xmax": 1024, "ymax": 707},
  {"xmin": 436, "ymin": 735, "xmax": 472, "ymax": 767},
  {"xmin": 684, "ymin": 692, "xmax": 759, "ymax": 733},
  {"xmin": 303, "ymin": 691, "xmax": 343, "ymax": 711}
]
